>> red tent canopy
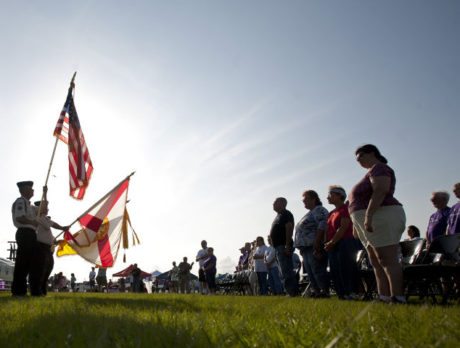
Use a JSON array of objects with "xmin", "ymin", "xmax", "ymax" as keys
[{"xmin": 112, "ymin": 264, "xmax": 151, "ymax": 278}]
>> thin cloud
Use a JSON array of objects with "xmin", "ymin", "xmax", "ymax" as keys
[{"xmin": 250, "ymin": 151, "xmax": 350, "ymax": 195}]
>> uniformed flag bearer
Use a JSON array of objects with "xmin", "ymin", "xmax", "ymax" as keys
[
  {"xmin": 11, "ymin": 181, "xmax": 39, "ymax": 296},
  {"xmin": 32, "ymin": 187, "xmax": 69, "ymax": 296}
]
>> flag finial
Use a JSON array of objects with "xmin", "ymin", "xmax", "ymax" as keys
[{"xmin": 70, "ymin": 72, "xmax": 77, "ymax": 86}]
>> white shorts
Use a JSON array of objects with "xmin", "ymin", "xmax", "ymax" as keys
[{"xmin": 351, "ymin": 205, "xmax": 406, "ymax": 248}]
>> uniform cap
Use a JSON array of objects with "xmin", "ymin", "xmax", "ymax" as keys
[{"xmin": 17, "ymin": 181, "xmax": 33, "ymax": 189}]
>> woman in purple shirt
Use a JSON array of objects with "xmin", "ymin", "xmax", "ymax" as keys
[
  {"xmin": 203, "ymin": 247, "xmax": 217, "ymax": 294},
  {"xmin": 349, "ymin": 144, "xmax": 406, "ymax": 304},
  {"xmin": 447, "ymin": 182, "xmax": 460, "ymax": 235}
]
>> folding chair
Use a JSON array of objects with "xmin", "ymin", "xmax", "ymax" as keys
[
  {"xmin": 400, "ymin": 239, "xmax": 427, "ymax": 299},
  {"xmin": 430, "ymin": 234, "xmax": 460, "ymax": 302},
  {"xmin": 356, "ymin": 249, "xmax": 377, "ymax": 300},
  {"xmin": 400, "ymin": 239, "xmax": 426, "ymax": 266},
  {"xmin": 298, "ymin": 272, "xmax": 311, "ymax": 297},
  {"xmin": 403, "ymin": 235, "xmax": 460, "ymax": 303},
  {"xmin": 234, "ymin": 270, "xmax": 251, "ymax": 295},
  {"xmin": 429, "ymin": 234, "xmax": 460, "ymax": 262}
]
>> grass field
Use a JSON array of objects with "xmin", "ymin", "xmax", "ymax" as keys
[{"xmin": 0, "ymin": 293, "xmax": 459, "ymax": 347}]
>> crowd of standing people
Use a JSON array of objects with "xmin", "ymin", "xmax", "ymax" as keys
[
  {"xmin": 234, "ymin": 144, "xmax": 460, "ymax": 303},
  {"xmin": 10, "ymin": 144, "xmax": 459, "ymax": 301},
  {"xmin": 167, "ymin": 241, "xmax": 217, "ymax": 294}
]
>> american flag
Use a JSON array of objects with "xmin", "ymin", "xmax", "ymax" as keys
[{"xmin": 54, "ymin": 85, "xmax": 93, "ymax": 200}]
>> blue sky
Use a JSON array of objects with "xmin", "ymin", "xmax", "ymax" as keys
[{"xmin": 1, "ymin": 1, "xmax": 459, "ymax": 281}]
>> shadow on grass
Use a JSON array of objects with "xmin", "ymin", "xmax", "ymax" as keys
[
  {"xmin": 0, "ymin": 294, "xmax": 262, "ymax": 347},
  {"xmin": 1, "ymin": 310, "xmax": 224, "ymax": 348},
  {"xmin": 0, "ymin": 293, "xmax": 244, "ymax": 316},
  {"xmin": 58, "ymin": 293, "xmax": 206, "ymax": 313}
]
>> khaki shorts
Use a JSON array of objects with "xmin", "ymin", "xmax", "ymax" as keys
[{"xmin": 351, "ymin": 205, "xmax": 406, "ymax": 248}]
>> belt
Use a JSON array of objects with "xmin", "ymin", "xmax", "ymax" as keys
[{"xmin": 37, "ymin": 241, "xmax": 54, "ymax": 253}]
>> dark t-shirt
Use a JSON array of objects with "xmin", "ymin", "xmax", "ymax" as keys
[
  {"xmin": 131, "ymin": 267, "xmax": 141, "ymax": 278},
  {"xmin": 348, "ymin": 163, "xmax": 402, "ymax": 214},
  {"xmin": 203, "ymin": 254, "xmax": 217, "ymax": 274},
  {"xmin": 270, "ymin": 209, "xmax": 295, "ymax": 247}
]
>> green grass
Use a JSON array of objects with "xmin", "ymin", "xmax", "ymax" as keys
[{"xmin": 0, "ymin": 293, "xmax": 459, "ymax": 347}]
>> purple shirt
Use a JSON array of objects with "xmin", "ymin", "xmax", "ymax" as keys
[
  {"xmin": 203, "ymin": 254, "xmax": 217, "ymax": 274},
  {"xmin": 238, "ymin": 254, "xmax": 245, "ymax": 267},
  {"xmin": 240, "ymin": 251, "xmax": 249, "ymax": 268},
  {"xmin": 349, "ymin": 163, "xmax": 402, "ymax": 214},
  {"xmin": 427, "ymin": 207, "xmax": 451, "ymax": 242},
  {"xmin": 447, "ymin": 202, "xmax": 460, "ymax": 235}
]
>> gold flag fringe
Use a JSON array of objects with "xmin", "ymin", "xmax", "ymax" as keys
[{"xmin": 121, "ymin": 208, "xmax": 140, "ymax": 263}]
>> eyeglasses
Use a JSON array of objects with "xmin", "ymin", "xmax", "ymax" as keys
[{"xmin": 356, "ymin": 152, "xmax": 366, "ymax": 161}]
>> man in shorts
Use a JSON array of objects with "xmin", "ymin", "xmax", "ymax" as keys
[
  {"xmin": 96, "ymin": 267, "xmax": 108, "ymax": 292},
  {"xmin": 196, "ymin": 240, "xmax": 208, "ymax": 294}
]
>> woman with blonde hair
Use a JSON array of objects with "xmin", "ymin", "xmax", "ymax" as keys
[{"xmin": 324, "ymin": 186, "xmax": 358, "ymax": 300}]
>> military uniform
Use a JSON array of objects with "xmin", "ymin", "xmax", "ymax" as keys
[
  {"xmin": 32, "ymin": 201, "xmax": 55, "ymax": 296},
  {"xmin": 11, "ymin": 182, "xmax": 38, "ymax": 296},
  {"xmin": 178, "ymin": 261, "xmax": 192, "ymax": 293}
]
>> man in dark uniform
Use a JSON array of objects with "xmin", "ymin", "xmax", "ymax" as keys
[
  {"xmin": 11, "ymin": 181, "xmax": 39, "ymax": 296},
  {"xmin": 178, "ymin": 257, "xmax": 194, "ymax": 293}
]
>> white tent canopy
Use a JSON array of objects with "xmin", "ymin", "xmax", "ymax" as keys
[{"xmin": 0, "ymin": 257, "xmax": 14, "ymax": 282}]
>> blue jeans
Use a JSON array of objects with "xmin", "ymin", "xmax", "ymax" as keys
[
  {"xmin": 275, "ymin": 245, "xmax": 298, "ymax": 296},
  {"xmin": 268, "ymin": 267, "xmax": 282, "ymax": 295},
  {"xmin": 300, "ymin": 246, "xmax": 329, "ymax": 291},
  {"xmin": 328, "ymin": 238, "xmax": 358, "ymax": 297},
  {"xmin": 256, "ymin": 272, "xmax": 268, "ymax": 295}
]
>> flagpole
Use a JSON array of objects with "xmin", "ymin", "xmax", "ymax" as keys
[
  {"xmin": 54, "ymin": 171, "xmax": 135, "ymax": 240},
  {"xmin": 37, "ymin": 72, "xmax": 77, "ymax": 217}
]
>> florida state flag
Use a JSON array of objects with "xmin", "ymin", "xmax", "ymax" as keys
[{"xmin": 57, "ymin": 175, "xmax": 136, "ymax": 267}]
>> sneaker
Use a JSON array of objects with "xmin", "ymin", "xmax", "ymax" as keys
[
  {"xmin": 390, "ymin": 296, "xmax": 407, "ymax": 305},
  {"xmin": 347, "ymin": 293, "xmax": 359, "ymax": 301},
  {"xmin": 373, "ymin": 297, "xmax": 391, "ymax": 304}
]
